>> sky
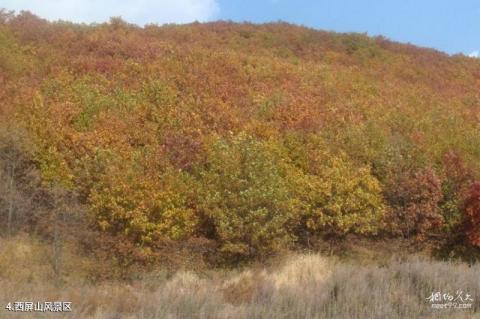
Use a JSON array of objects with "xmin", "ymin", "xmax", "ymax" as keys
[{"xmin": 0, "ymin": 0, "xmax": 478, "ymax": 56}]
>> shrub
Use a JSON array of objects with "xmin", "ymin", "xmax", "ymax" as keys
[
  {"xmin": 88, "ymin": 164, "xmax": 199, "ymax": 256},
  {"xmin": 441, "ymin": 151, "xmax": 475, "ymax": 232},
  {"xmin": 462, "ymin": 182, "xmax": 480, "ymax": 247},
  {"xmin": 291, "ymin": 153, "xmax": 386, "ymax": 239},
  {"xmin": 198, "ymin": 134, "xmax": 296, "ymax": 262},
  {"xmin": 385, "ymin": 168, "xmax": 443, "ymax": 240},
  {"xmin": 443, "ymin": 151, "xmax": 474, "ymax": 196}
]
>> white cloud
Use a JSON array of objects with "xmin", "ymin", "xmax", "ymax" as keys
[
  {"xmin": 0, "ymin": 0, "xmax": 220, "ymax": 25},
  {"xmin": 468, "ymin": 50, "xmax": 479, "ymax": 58}
]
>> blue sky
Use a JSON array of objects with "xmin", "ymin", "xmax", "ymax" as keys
[{"xmin": 0, "ymin": 0, "xmax": 478, "ymax": 56}]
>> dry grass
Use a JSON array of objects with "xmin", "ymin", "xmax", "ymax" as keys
[{"xmin": 1, "ymin": 237, "xmax": 479, "ymax": 318}]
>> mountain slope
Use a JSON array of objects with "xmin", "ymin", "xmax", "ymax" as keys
[{"xmin": 1, "ymin": 11, "xmax": 480, "ymax": 265}]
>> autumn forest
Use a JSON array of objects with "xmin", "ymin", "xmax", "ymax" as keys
[{"xmin": 1, "ymin": 11, "xmax": 480, "ymax": 316}]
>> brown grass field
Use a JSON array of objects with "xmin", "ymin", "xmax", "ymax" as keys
[{"xmin": 1, "ymin": 236, "xmax": 479, "ymax": 319}]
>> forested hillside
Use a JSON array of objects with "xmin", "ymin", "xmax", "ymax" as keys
[{"xmin": 1, "ymin": 10, "xmax": 480, "ymax": 272}]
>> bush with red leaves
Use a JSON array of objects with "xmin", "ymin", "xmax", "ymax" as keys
[
  {"xmin": 443, "ymin": 151, "xmax": 474, "ymax": 198},
  {"xmin": 386, "ymin": 168, "xmax": 444, "ymax": 240},
  {"xmin": 463, "ymin": 182, "xmax": 480, "ymax": 247}
]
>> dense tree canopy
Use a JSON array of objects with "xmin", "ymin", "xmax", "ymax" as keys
[{"xmin": 1, "ymin": 11, "xmax": 480, "ymax": 263}]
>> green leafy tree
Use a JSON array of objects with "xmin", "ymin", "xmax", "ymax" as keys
[{"xmin": 198, "ymin": 134, "xmax": 296, "ymax": 262}]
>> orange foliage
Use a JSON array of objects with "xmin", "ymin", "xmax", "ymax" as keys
[
  {"xmin": 463, "ymin": 182, "xmax": 480, "ymax": 247},
  {"xmin": 1, "ymin": 11, "xmax": 480, "ymax": 262}
]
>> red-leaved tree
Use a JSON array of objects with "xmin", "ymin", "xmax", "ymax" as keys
[
  {"xmin": 386, "ymin": 168, "xmax": 444, "ymax": 240},
  {"xmin": 463, "ymin": 182, "xmax": 480, "ymax": 247}
]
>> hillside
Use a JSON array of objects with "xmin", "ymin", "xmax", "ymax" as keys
[{"xmin": 1, "ymin": 10, "xmax": 480, "ymax": 271}]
